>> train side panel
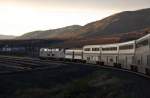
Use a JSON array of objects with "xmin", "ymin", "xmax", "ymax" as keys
[
  {"xmin": 118, "ymin": 41, "xmax": 135, "ymax": 69},
  {"xmin": 134, "ymin": 34, "xmax": 150, "ymax": 74},
  {"xmin": 83, "ymin": 45, "xmax": 101, "ymax": 64},
  {"xmin": 101, "ymin": 44, "xmax": 119, "ymax": 66}
]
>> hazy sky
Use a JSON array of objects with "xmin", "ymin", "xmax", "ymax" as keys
[{"xmin": 0, "ymin": 0, "xmax": 150, "ymax": 36}]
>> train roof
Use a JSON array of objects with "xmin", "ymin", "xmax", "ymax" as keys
[
  {"xmin": 83, "ymin": 34, "xmax": 150, "ymax": 49},
  {"xmin": 65, "ymin": 48, "xmax": 82, "ymax": 51},
  {"xmin": 83, "ymin": 41, "xmax": 136, "ymax": 49},
  {"xmin": 101, "ymin": 43, "xmax": 119, "ymax": 47},
  {"xmin": 83, "ymin": 43, "xmax": 121, "ymax": 48},
  {"xmin": 65, "ymin": 49, "xmax": 83, "ymax": 53},
  {"xmin": 83, "ymin": 45, "xmax": 101, "ymax": 48},
  {"xmin": 118, "ymin": 40, "xmax": 135, "ymax": 46},
  {"xmin": 136, "ymin": 34, "xmax": 150, "ymax": 42}
]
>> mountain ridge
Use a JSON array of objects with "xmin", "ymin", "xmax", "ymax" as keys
[
  {"xmin": 79, "ymin": 8, "xmax": 150, "ymax": 37},
  {"xmin": 0, "ymin": 35, "xmax": 16, "ymax": 40},
  {"xmin": 16, "ymin": 25, "xmax": 82, "ymax": 39},
  {"xmin": 16, "ymin": 8, "xmax": 150, "ymax": 40}
]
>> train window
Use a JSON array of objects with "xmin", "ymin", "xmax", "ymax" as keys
[
  {"xmin": 44, "ymin": 49, "xmax": 48, "ymax": 51},
  {"xmin": 102, "ymin": 47, "xmax": 117, "ymax": 51},
  {"xmin": 56, "ymin": 49, "xmax": 60, "ymax": 51},
  {"xmin": 84, "ymin": 48, "xmax": 91, "ymax": 51},
  {"xmin": 40, "ymin": 49, "xmax": 44, "ymax": 52},
  {"xmin": 48, "ymin": 49, "xmax": 51, "ymax": 51},
  {"xmin": 136, "ymin": 39, "xmax": 148, "ymax": 48},
  {"xmin": 119, "ymin": 44, "xmax": 133, "ymax": 50},
  {"xmin": 92, "ymin": 48, "xmax": 100, "ymax": 51},
  {"xmin": 65, "ymin": 52, "xmax": 73, "ymax": 55}
]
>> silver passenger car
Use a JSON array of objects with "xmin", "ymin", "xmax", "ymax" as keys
[
  {"xmin": 101, "ymin": 44, "xmax": 119, "ymax": 66},
  {"xmin": 118, "ymin": 41, "xmax": 135, "ymax": 69},
  {"xmin": 65, "ymin": 49, "xmax": 83, "ymax": 61},
  {"xmin": 39, "ymin": 48, "xmax": 65, "ymax": 59},
  {"xmin": 134, "ymin": 34, "xmax": 150, "ymax": 74},
  {"xmin": 83, "ymin": 45, "xmax": 101, "ymax": 64}
]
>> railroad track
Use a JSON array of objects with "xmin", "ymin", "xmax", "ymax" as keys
[
  {"xmin": 0, "ymin": 55, "xmax": 150, "ymax": 79},
  {"xmin": 0, "ymin": 55, "xmax": 67, "ymax": 74}
]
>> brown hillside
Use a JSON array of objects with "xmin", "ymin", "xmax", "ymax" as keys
[
  {"xmin": 16, "ymin": 8, "xmax": 150, "ymax": 40},
  {"xmin": 16, "ymin": 8, "xmax": 150, "ymax": 47}
]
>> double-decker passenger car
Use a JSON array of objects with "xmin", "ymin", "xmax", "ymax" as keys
[
  {"xmin": 118, "ymin": 41, "xmax": 135, "ymax": 69},
  {"xmin": 134, "ymin": 34, "xmax": 150, "ymax": 74},
  {"xmin": 83, "ymin": 45, "xmax": 101, "ymax": 64},
  {"xmin": 101, "ymin": 44, "xmax": 119, "ymax": 66},
  {"xmin": 65, "ymin": 49, "xmax": 83, "ymax": 62}
]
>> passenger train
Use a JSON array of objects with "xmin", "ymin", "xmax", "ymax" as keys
[{"xmin": 39, "ymin": 34, "xmax": 150, "ymax": 75}]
